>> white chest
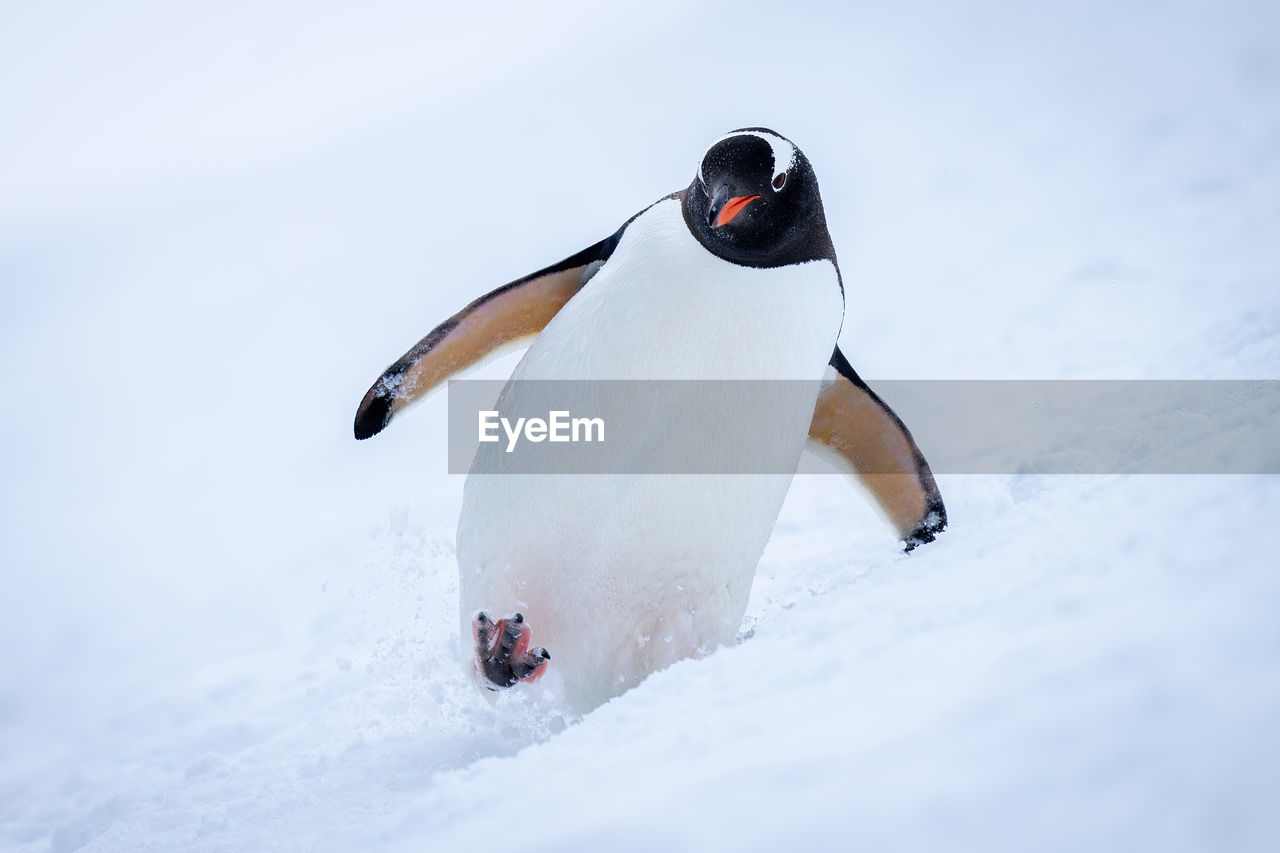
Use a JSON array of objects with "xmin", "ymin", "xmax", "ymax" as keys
[
  {"xmin": 455, "ymin": 198, "xmax": 844, "ymax": 712},
  {"xmin": 515, "ymin": 198, "xmax": 843, "ymax": 382}
]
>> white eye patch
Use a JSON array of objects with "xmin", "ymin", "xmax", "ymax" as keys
[{"xmin": 698, "ymin": 129, "xmax": 798, "ymax": 186}]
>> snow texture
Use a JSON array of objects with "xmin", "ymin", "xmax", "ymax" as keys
[{"xmin": 2, "ymin": 1, "xmax": 1278, "ymax": 851}]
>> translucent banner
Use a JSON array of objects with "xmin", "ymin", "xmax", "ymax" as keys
[{"xmin": 445, "ymin": 380, "xmax": 1280, "ymax": 475}]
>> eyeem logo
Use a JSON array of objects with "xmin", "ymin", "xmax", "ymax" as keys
[{"xmin": 479, "ymin": 410, "xmax": 605, "ymax": 453}]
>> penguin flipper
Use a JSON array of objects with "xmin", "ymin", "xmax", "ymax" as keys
[
  {"xmin": 354, "ymin": 231, "xmax": 622, "ymax": 439},
  {"xmin": 807, "ymin": 346, "xmax": 947, "ymax": 551}
]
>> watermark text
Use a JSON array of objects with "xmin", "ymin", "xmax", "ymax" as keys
[{"xmin": 478, "ymin": 410, "xmax": 605, "ymax": 453}]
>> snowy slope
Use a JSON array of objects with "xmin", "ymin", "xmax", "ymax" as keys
[{"xmin": 2, "ymin": 1, "xmax": 1278, "ymax": 851}]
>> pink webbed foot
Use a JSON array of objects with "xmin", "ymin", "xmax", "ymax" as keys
[{"xmin": 472, "ymin": 611, "xmax": 551, "ymax": 691}]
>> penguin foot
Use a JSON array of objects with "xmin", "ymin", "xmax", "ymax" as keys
[{"xmin": 472, "ymin": 611, "xmax": 551, "ymax": 691}]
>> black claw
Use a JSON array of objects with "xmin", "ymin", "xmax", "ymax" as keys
[
  {"xmin": 510, "ymin": 650, "xmax": 549, "ymax": 681},
  {"xmin": 495, "ymin": 620, "xmax": 522, "ymax": 656}
]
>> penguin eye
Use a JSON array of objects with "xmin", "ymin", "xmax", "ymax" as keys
[{"xmin": 772, "ymin": 172, "xmax": 787, "ymax": 191}]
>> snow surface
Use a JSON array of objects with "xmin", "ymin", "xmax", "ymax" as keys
[{"xmin": 2, "ymin": 1, "xmax": 1279, "ymax": 851}]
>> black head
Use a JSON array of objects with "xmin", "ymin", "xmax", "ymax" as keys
[{"xmin": 682, "ymin": 128, "xmax": 835, "ymax": 269}]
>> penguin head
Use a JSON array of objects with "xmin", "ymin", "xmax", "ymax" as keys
[{"xmin": 683, "ymin": 128, "xmax": 834, "ymax": 268}]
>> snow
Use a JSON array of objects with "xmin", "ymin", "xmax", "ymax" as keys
[{"xmin": 2, "ymin": 1, "xmax": 1278, "ymax": 851}]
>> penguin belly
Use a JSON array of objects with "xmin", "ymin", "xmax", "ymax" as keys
[{"xmin": 456, "ymin": 199, "xmax": 843, "ymax": 713}]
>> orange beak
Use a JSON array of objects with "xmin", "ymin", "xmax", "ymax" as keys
[{"xmin": 713, "ymin": 194, "xmax": 760, "ymax": 228}]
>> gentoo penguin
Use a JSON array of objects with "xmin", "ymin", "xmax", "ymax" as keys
[{"xmin": 355, "ymin": 128, "xmax": 945, "ymax": 713}]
